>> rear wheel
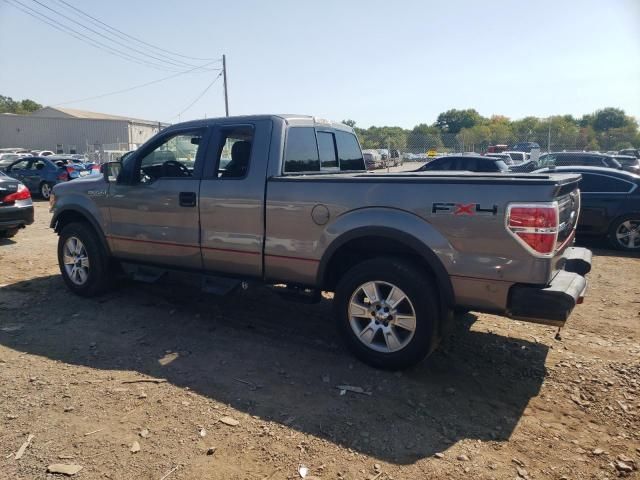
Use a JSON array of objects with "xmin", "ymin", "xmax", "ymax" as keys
[
  {"xmin": 39, "ymin": 182, "xmax": 52, "ymax": 199},
  {"xmin": 58, "ymin": 222, "xmax": 113, "ymax": 296},
  {"xmin": 334, "ymin": 257, "xmax": 439, "ymax": 370},
  {"xmin": 608, "ymin": 215, "xmax": 640, "ymax": 251}
]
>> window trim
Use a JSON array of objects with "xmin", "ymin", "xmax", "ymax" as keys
[{"xmin": 579, "ymin": 172, "xmax": 637, "ymax": 195}]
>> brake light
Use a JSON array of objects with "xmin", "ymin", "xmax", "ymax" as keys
[
  {"xmin": 506, "ymin": 203, "xmax": 559, "ymax": 256},
  {"xmin": 57, "ymin": 171, "xmax": 69, "ymax": 181},
  {"xmin": 3, "ymin": 184, "xmax": 31, "ymax": 203}
]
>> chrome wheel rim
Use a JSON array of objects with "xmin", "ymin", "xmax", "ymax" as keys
[
  {"xmin": 615, "ymin": 220, "xmax": 640, "ymax": 249},
  {"xmin": 348, "ymin": 281, "xmax": 417, "ymax": 353},
  {"xmin": 41, "ymin": 183, "xmax": 51, "ymax": 199},
  {"xmin": 63, "ymin": 236, "xmax": 90, "ymax": 285}
]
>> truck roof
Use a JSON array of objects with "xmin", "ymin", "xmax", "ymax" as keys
[{"xmin": 166, "ymin": 114, "xmax": 354, "ymax": 132}]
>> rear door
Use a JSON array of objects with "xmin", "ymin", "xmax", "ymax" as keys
[
  {"xmin": 198, "ymin": 119, "xmax": 272, "ymax": 277},
  {"xmin": 577, "ymin": 172, "xmax": 635, "ymax": 235},
  {"xmin": 107, "ymin": 127, "xmax": 209, "ymax": 269}
]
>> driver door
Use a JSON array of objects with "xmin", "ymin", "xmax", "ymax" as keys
[{"xmin": 107, "ymin": 127, "xmax": 210, "ymax": 270}]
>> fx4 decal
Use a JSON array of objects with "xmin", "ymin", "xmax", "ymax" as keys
[{"xmin": 432, "ymin": 202, "xmax": 498, "ymax": 216}]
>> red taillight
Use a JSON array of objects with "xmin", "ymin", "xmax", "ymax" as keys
[
  {"xmin": 57, "ymin": 171, "xmax": 69, "ymax": 181},
  {"xmin": 3, "ymin": 184, "xmax": 31, "ymax": 203},
  {"xmin": 506, "ymin": 203, "xmax": 559, "ymax": 256}
]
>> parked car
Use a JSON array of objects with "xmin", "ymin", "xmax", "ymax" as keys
[
  {"xmin": 618, "ymin": 148, "xmax": 639, "ymax": 159},
  {"xmin": 610, "ymin": 155, "xmax": 640, "ymax": 174},
  {"xmin": 510, "ymin": 142, "xmax": 540, "ymax": 153},
  {"xmin": 362, "ymin": 149, "xmax": 383, "ymax": 170},
  {"xmin": 484, "ymin": 152, "xmax": 515, "ymax": 165},
  {"xmin": 0, "ymin": 171, "xmax": 34, "ymax": 238},
  {"xmin": 46, "ymin": 155, "xmax": 92, "ymax": 179},
  {"xmin": 30, "ymin": 150, "xmax": 55, "ymax": 157},
  {"xmin": 49, "ymin": 114, "xmax": 591, "ymax": 370},
  {"xmin": 3, "ymin": 156, "xmax": 76, "ymax": 199},
  {"xmin": 511, "ymin": 151, "xmax": 622, "ymax": 172},
  {"xmin": 0, "ymin": 152, "xmax": 28, "ymax": 169},
  {"xmin": 503, "ymin": 150, "xmax": 528, "ymax": 164},
  {"xmin": 533, "ymin": 166, "xmax": 640, "ymax": 251},
  {"xmin": 416, "ymin": 154, "xmax": 510, "ymax": 172}
]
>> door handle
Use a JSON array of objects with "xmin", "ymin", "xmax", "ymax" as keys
[{"xmin": 179, "ymin": 191, "xmax": 197, "ymax": 207}]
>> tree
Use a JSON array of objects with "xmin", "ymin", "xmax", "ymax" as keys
[
  {"xmin": 0, "ymin": 95, "xmax": 42, "ymax": 114},
  {"xmin": 592, "ymin": 108, "xmax": 628, "ymax": 132},
  {"xmin": 342, "ymin": 119, "xmax": 356, "ymax": 127},
  {"xmin": 407, "ymin": 124, "xmax": 442, "ymax": 151},
  {"xmin": 435, "ymin": 109, "xmax": 483, "ymax": 134}
]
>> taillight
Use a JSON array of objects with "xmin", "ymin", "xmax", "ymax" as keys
[
  {"xmin": 3, "ymin": 184, "xmax": 31, "ymax": 203},
  {"xmin": 58, "ymin": 171, "xmax": 69, "ymax": 181},
  {"xmin": 506, "ymin": 203, "xmax": 559, "ymax": 256}
]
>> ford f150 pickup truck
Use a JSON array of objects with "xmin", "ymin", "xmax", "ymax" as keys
[{"xmin": 49, "ymin": 115, "xmax": 592, "ymax": 369}]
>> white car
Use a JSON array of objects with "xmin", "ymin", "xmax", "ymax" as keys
[
  {"xmin": 485, "ymin": 152, "xmax": 515, "ymax": 166},
  {"xmin": 504, "ymin": 151, "xmax": 528, "ymax": 164}
]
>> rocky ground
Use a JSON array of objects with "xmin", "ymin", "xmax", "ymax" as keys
[{"xmin": 0, "ymin": 201, "xmax": 638, "ymax": 479}]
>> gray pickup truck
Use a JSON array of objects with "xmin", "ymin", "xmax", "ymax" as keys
[{"xmin": 49, "ymin": 115, "xmax": 592, "ymax": 369}]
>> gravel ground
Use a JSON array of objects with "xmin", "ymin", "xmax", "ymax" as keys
[{"xmin": 0, "ymin": 201, "xmax": 638, "ymax": 480}]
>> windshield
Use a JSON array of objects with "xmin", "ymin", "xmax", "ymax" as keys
[{"xmin": 615, "ymin": 156, "xmax": 639, "ymax": 167}]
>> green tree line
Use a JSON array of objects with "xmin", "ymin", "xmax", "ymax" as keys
[
  {"xmin": 0, "ymin": 95, "xmax": 42, "ymax": 115},
  {"xmin": 345, "ymin": 107, "xmax": 639, "ymax": 153}
]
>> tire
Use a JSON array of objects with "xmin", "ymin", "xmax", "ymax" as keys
[
  {"xmin": 608, "ymin": 214, "xmax": 640, "ymax": 251},
  {"xmin": 334, "ymin": 257, "xmax": 439, "ymax": 370},
  {"xmin": 40, "ymin": 182, "xmax": 53, "ymax": 200},
  {"xmin": 57, "ymin": 222, "xmax": 113, "ymax": 296},
  {"xmin": 0, "ymin": 228, "xmax": 19, "ymax": 238}
]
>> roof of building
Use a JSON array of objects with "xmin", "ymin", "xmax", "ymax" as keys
[{"xmin": 30, "ymin": 106, "xmax": 167, "ymax": 125}]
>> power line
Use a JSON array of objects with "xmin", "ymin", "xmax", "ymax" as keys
[
  {"xmin": 170, "ymin": 71, "xmax": 223, "ymax": 121},
  {"xmin": 53, "ymin": 59, "xmax": 222, "ymax": 106},
  {"xmin": 29, "ymin": 0, "xmax": 214, "ymax": 71},
  {"xmin": 52, "ymin": 0, "xmax": 219, "ymax": 63},
  {"xmin": 4, "ymin": 0, "xmax": 195, "ymax": 72}
]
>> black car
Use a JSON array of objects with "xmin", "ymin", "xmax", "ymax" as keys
[
  {"xmin": 618, "ymin": 148, "xmax": 639, "ymax": 159},
  {"xmin": 611, "ymin": 155, "xmax": 640, "ymax": 175},
  {"xmin": 511, "ymin": 151, "xmax": 622, "ymax": 173},
  {"xmin": 416, "ymin": 154, "xmax": 510, "ymax": 173},
  {"xmin": 0, "ymin": 171, "xmax": 34, "ymax": 238},
  {"xmin": 533, "ymin": 166, "xmax": 640, "ymax": 251}
]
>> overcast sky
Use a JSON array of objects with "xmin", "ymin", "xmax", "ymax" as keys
[{"xmin": 1, "ymin": 0, "xmax": 638, "ymax": 127}]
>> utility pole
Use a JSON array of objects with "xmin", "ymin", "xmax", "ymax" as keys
[
  {"xmin": 222, "ymin": 54, "xmax": 229, "ymax": 117},
  {"xmin": 547, "ymin": 120, "xmax": 551, "ymax": 153}
]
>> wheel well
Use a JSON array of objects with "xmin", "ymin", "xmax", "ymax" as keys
[
  {"xmin": 53, "ymin": 210, "xmax": 92, "ymax": 234},
  {"xmin": 322, "ymin": 235, "xmax": 451, "ymax": 303}
]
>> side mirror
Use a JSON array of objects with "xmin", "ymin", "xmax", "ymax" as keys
[{"xmin": 103, "ymin": 161, "xmax": 122, "ymax": 183}]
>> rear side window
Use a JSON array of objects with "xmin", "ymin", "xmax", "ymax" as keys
[
  {"xmin": 284, "ymin": 127, "xmax": 319, "ymax": 173},
  {"xmin": 335, "ymin": 131, "xmax": 365, "ymax": 171},
  {"xmin": 580, "ymin": 173, "xmax": 634, "ymax": 193},
  {"xmin": 317, "ymin": 131, "xmax": 338, "ymax": 170}
]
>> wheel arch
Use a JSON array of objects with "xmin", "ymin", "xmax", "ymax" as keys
[
  {"xmin": 317, "ymin": 226, "xmax": 455, "ymax": 307},
  {"xmin": 51, "ymin": 206, "xmax": 111, "ymax": 256}
]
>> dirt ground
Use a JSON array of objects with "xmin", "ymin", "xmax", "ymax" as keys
[{"xmin": 0, "ymin": 201, "xmax": 638, "ymax": 480}]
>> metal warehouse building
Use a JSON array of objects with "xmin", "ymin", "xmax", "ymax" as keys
[{"xmin": 0, "ymin": 107, "xmax": 168, "ymax": 156}]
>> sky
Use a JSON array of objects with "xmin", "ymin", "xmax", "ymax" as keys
[{"xmin": 1, "ymin": 0, "xmax": 639, "ymax": 128}]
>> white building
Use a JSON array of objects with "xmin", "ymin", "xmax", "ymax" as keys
[{"xmin": 0, "ymin": 106, "xmax": 168, "ymax": 155}]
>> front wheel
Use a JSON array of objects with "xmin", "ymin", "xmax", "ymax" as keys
[
  {"xmin": 608, "ymin": 215, "xmax": 640, "ymax": 251},
  {"xmin": 40, "ymin": 182, "xmax": 52, "ymax": 199},
  {"xmin": 58, "ymin": 222, "xmax": 113, "ymax": 296},
  {"xmin": 334, "ymin": 257, "xmax": 439, "ymax": 370}
]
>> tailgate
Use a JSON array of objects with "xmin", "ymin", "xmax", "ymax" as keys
[{"xmin": 555, "ymin": 180, "xmax": 581, "ymax": 250}]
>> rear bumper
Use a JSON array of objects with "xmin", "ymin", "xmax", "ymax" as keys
[
  {"xmin": 0, "ymin": 204, "xmax": 34, "ymax": 230},
  {"xmin": 506, "ymin": 247, "xmax": 591, "ymax": 327}
]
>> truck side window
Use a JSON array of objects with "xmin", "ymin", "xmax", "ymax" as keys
[
  {"xmin": 284, "ymin": 127, "xmax": 320, "ymax": 172},
  {"xmin": 138, "ymin": 132, "xmax": 201, "ymax": 183},
  {"xmin": 216, "ymin": 126, "xmax": 254, "ymax": 179},
  {"xmin": 335, "ymin": 131, "xmax": 365, "ymax": 171},
  {"xmin": 317, "ymin": 131, "xmax": 338, "ymax": 170}
]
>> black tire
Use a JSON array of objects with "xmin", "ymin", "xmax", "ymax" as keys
[
  {"xmin": 334, "ymin": 257, "xmax": 439, "ymax": 370},
  {"xmin": 0, "ymin": 228, "xmax": 19, "ymax": 238},
  {"xmin": 57, "ymin": 222, "xmax": 113, "ymax": 296},
  {"xmin": 608, "ymin": 214, "xmax": 640, "ymax": 251},
  {"xmin": 39, "ymin": 181, "xmax": 53, "ymax": 200}
]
